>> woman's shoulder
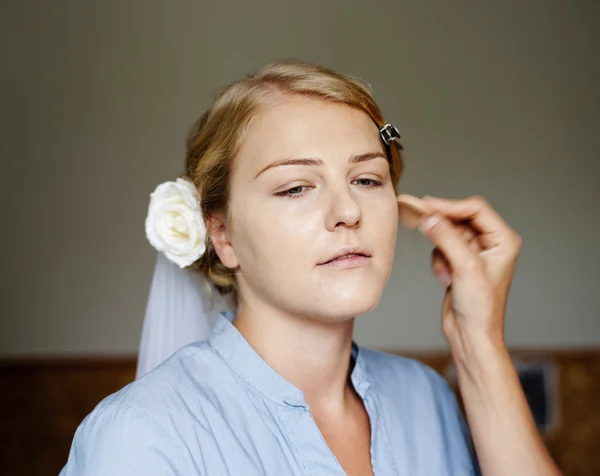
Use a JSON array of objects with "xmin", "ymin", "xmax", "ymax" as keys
[
  {"xmin": 60, "ymin": 341, "xmax": 230, "ymax": 474},
  {"xmin": 98, "ymin": 340, "xmax": 226, "ymax": 414}
]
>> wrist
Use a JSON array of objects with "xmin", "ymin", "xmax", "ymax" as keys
[{"xmin": 449, "ymin": 329, "xmax": 510, "ymax": 383}]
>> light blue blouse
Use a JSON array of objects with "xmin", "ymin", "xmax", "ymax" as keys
[{"xmin": 60, "ymin": 312, "xmax": 480, "ymax": 475}]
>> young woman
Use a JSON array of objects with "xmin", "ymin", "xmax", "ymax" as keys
[{"xmin": 61, "ymin": 60, "xmax": 560, "ymax": 475}]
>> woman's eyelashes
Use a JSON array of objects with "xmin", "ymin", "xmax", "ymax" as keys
[
  {"xmin": 274, "ymin": 178, "xmax": 385, "ymax": 199},
  {"xmin": 274, "ymin": 185, "xmax": 313, "ymax": 198},
  {"xmin": 353, "ymin": 178, "xmax": 384, "ymax": 188}
]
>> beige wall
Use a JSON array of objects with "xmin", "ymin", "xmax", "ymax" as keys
[{"xmin": 1, "ymin": 0, "xmax": 599, "ymax": 355}]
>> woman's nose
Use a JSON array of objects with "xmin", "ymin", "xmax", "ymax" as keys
[{"xmin": 325, "ymin": 186, "xmax": 361, "ymax": 231}]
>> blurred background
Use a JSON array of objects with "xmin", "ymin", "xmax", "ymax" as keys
[{"xmin": 1, "ymin": 0, "xmax": 598, "ymax": 474}]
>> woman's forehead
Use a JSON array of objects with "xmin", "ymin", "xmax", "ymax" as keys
[{"xmin": 236, "ymin": 97, "xmax": 383, "ymax": 173}]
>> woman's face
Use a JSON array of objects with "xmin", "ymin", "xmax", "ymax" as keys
[{"xmin": 223, "ymin": 96, "xmax": 399, "ymax": 322}]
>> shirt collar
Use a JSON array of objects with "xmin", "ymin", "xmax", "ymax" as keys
[{"xmin": 209, "ymin": 312, "xmax": 371, "ymax": 408}]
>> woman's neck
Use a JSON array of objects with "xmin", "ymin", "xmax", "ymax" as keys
[{"xmin": 233, "ymin": 302, "xmax": 357, "ymax": 411}]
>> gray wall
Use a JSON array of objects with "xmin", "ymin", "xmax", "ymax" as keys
[{"xmin": 1, "ymin": 0, "xmax": 599, "ymax": 355}]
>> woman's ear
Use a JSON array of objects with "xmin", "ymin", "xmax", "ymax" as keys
[{"xmin": 206, "ymin": 212, "xmax": 239, "ymax": 269}]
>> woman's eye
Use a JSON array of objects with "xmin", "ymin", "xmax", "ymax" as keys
[
  {"xmin": 287, "ymin": 186, "xmax": 304, "ymax": 195},
  {"xmin": 275, "ymin": 185, "xmax": 310, "ymax": 199},
  {"xmin": 353, "ymin": 178, "xmax": 383, "ymax": 187}
]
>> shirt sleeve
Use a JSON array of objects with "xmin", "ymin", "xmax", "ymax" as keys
[{"xmin": 59, "ymin": 403, "xmax": 189, "ymax": 476}]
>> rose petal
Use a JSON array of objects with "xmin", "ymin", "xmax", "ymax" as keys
[
  {"xmin": 144, "ymin": 179, "xmax": 206, "ymax": 267},
  {"xmin": 175, "ymin": 178, "xmax": 200, "ymax": 210}
]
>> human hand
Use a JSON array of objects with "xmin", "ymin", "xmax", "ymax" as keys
[{"xmin": 398, "ymin": 195, "xmax": 522, "ymax": 348}]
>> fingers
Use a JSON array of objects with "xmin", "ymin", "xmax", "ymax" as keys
[
  {"xmin": 460, "ymin": 224, "xmax": 482, "ymax": 253},
  {"xmin": 421, "ymin": 195, "xmax": 521, "ymax": 251},
  {"xmin": 421, "ymin": 214, "xmax": 483, "ymax": 280},
  {"xmin": 431, "ymin": 248, "xmax": 451, "ymax": 286},
  {"xmin": 431, "ymin": 223, "xmax": 479, "ymax": 287}
]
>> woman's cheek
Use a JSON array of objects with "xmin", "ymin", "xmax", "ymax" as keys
[{"xmin": 375, "ymin": 198, "xmax": 400, "ymax": 247}]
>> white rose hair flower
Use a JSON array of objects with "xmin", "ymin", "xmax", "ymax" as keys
[{"xmin": 145, "ymin": 177, "xmax": 207, "ymax": 268}]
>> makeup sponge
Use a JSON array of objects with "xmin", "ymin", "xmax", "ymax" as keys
[{"xmin": 396, "ymin": 194, "xmax": 434, "ymax": 229}]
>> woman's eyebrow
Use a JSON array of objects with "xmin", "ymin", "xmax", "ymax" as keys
[{"xmin": 254, "ymin": 151, "xmax": 387, "ymax": 179}]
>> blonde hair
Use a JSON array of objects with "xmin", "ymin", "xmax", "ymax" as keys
[{"xmin": 185, "ymin": 60, "xmax": 404, "ymax": 296}]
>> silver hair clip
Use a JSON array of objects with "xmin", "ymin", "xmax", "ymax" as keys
[{"xmin": 380, "ymin": 123, "xmax": 401, "ymax": 145}]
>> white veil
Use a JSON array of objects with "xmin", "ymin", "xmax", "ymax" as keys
[{"xmin": 135, "ymin": 251, "xmax": 234, "ymax": 379}]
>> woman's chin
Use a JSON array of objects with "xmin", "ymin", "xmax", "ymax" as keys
[{"xmin": 312, "ymin": 291, "xmax": 382, "ymax": 322}]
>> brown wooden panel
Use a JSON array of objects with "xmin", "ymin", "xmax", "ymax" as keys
[
  {"xmin": 0, "ymin": 357, "xmax": 137, "ymax": 476},
  {"xmin": 1, "ymin": 349, "xmax": 599, "ymax": 475}
]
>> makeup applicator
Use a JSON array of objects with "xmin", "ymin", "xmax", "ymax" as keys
[{"xmin": 396, "ymin": 194, "xmax": 434, "ymax": 229}]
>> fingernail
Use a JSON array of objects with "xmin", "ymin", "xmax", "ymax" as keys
[
  {"xmin": 419, "ymin": 214, "xmax": 442, "ymax": 233},
  {"xmin": 438, "ymin": 269, "xmax": 452, "ymax": 287}
]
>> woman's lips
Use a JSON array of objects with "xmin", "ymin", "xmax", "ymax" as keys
[{"xmin": 318, "ymin": 254, "xmax": 371, "ymax": 270}]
